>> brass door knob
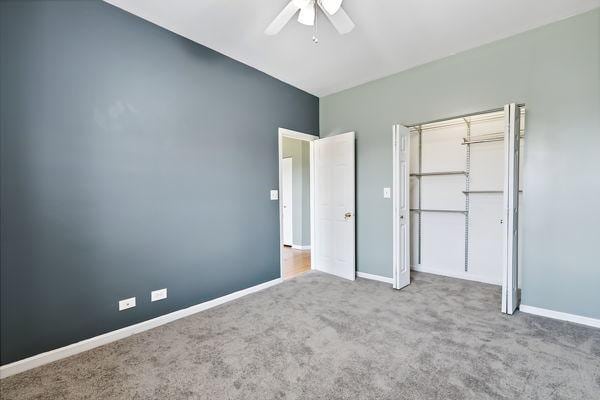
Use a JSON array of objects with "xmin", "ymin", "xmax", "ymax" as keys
[{"xmin": 344, "ymin": 212, "xmax": 353, "ymax": 220}]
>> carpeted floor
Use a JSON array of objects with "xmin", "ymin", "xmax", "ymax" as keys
[{"xmin": 1, "ymin": 271, "xmax": 599, "ymax": 400}]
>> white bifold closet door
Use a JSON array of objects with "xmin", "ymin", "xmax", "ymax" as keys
[
  {"xmin": 502, "ymin": 103, "xmax": 521, "ymax": 315},
  {"xmin": 394, "ymin": 103, "xmax": 523, "ymax": 313},
  {"xmin": 393, "ymin": 125, "xmax": 411, "ymax": 289},
  {"xmin": 313, "ymin": 132, "xmax": 356, "ymax": 281}
]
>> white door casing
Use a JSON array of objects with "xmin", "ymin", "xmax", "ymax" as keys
[
  {"xmin": 313, "ymin": 132, "xmax": 356, "ymax": 281},
  {"xmin": 282, "ymin": 157, "xmax": 293, "ymax": 246},
  {"xmin": 502, "ymin": 103, "xmax": 521, "ymax": 314},
  {"xmin": 278, "ymin": 128, "xmax": 318, "ymax": 280},
  {"xmin": 393, "ymin": 125, "xmax": 411, "ymax": 289}
]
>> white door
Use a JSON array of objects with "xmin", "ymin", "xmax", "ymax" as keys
[
  {"xmin": 502, "ymin": 103, "xmax": 521, "ymax": 314},
  {"xmin": 313, "ymin": 132, "xmax": 355, "ymax": 280},
  {"xmin": 282, "ymin": 157, "xmax": 293, "ymax": 246},
  {"xmin": 393, "ymin": 125, "xmax": 411, "ymax": 289}
]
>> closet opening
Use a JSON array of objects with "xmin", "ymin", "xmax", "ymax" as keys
[{"xmin": 393, "ymin": 104, "xmax": 525, "ymax": 314}]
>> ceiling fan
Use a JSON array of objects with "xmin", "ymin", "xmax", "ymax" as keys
[{"xmin": 265, "ymin": 0, "xmax": 355, "ymax": 42}]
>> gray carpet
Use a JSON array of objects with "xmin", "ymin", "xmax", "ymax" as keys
[{"xmin": 1, "ymin": 271, "xmax": 599, "ymax": 400}]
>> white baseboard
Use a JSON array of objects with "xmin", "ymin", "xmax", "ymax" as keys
[
  {"xmin": 0, "ymin": 277, "xmax": 282, "ymax": 379},
  {"xmin": 356, "ymin": 271, "xmax": 393, "ymax": 284},
  {"xmin": 411, "ymin": 265, "xmax": 501, "ymax": 286},
  {"xmin": 519, "ymin": 305, "xmax": 600, "ymax": 329},
  {"xmin": 291, "ymin": 244, "xmax": 311, "ymax": 250}
]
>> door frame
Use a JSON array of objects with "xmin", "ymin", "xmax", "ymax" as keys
[
  {"xmin": 392, "ymin": 104, "xmax": 525, "ymax": 310},
  {"xmin": 278, "ymin": 128, "xmax": 318, "ymax": 279}
]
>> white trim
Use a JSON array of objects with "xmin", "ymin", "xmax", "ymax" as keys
[
  {"xmin": 0, "ymin": 278, "xmax": 282, "ymax": 379},
  {"xmin": 291, "ymin": 244, "xmax": 311, "ymax": 250},
  {"xmin": 279, "ymin": 127, "xmax": 318, "ymax": 142},
  {"xmin": 310, "ymin": 140, "xmax": 316, "ymax": 273},
  {"xmin": 411, "ymin": 265, "xmax": 501, "ymax": 286},
  {"xmin": 519, "ymin": 305, "xmax": 600, "ymax": 329},
  {"xmin": 356, "ymin": 272, "xmax": 393, "ymax": 284},
  {"xmin": 278, "ymin": 127, "xmax": 318, "ymax": 280}
]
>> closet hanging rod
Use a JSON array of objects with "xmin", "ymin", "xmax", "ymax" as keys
[
  {"xmin": 403, "ymin": 104, "xmax": 525, "ymax": 128},
  {"xmin": 410, "ymin": 209, "xmax": 467, "ymax": 214},
  {"xmin": 410, "ymin": 171, "xmax": 467, "ymax": 177},
  {"xmin": 411, "ymin": 122, "xmax": 526, "ymax": 135},
  {"xmin": 462, "ymin": 137, "xmax": 503, "ymax": 145},
  {"xmin": 462, "ymin": 134, "xmax": 525, "ymax": 145},
  {"xmin": 463, "ymin": 190, "xmax": 523, "ymax": 194},
  {"xmin": 466, "ymin": 130, "xmax": 524, "ymax": 137},
  {"xmin": 409, "ymin": 115, "xmax": 502, "ymax": 132}
]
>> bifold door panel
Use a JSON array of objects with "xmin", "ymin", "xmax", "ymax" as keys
[
  {"xmin": 393, "ymin": 125, "xmax": 410, "ymax": 289},
  {"xmin": 502, "ymin": 103, "xmax": 521, "ymax": 315}
]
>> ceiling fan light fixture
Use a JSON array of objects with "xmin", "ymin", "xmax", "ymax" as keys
[
  {"xmin": 321, "ymin": 0, "xmax": 342, "ymax": 15},
  {"xmin": 298, "ymin": 2, "xmax": 316, "ymax": 26},
  {"xmin": 265, "ymin": 0, "xmax": 353, "ymax": 38}
]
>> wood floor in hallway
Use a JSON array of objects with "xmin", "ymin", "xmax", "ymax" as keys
[{"xmin": 282, "ymin": 246, "xmax": 310, "ymax": 279}]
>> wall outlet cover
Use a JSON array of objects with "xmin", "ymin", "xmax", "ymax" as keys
[
  {"xmin": 383, "ymin": 187, "xmax": 391, "ymax": 198},
  {"xmin": 118, "ymin": 297, "xmax": 136, "ymax": 311},
  {"xmin": 270, "ymin": 190, "xmax": 279, "ymax": 200},
  {"xmin": 151, "ymin": 288, "xmax": 167, "ymax": 302}
]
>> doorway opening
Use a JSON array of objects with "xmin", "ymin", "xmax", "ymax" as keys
[
  {"xmin": 278, "ymin": 129, "xmax": 317, "ymax": 280},
  {"xmin": 393, "ymin": 104, "xmax": 525, "ymax": 314}
]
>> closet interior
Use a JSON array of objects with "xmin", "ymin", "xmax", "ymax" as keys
[{"xmin": 409, "ymin": 109, "xmax": 525, "ymax": 286}]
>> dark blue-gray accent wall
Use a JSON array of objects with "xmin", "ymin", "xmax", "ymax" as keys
[{"xmin": 0, "ymin": 0, "xmax": 318, "ymax": 365}]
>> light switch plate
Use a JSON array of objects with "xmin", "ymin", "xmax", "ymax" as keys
[
  {"xmin": 151, "ymin": 288, "xmax": 167, "ymax": 302},
  {"xmin": 118, "ymin": 297, "xmax": 136, "ymax": 311},
  {"xmin": 270, "ymin": 190, "xmax": 279, "ymax": 200},
  {"xmin": 383, "ymin": 187, "xmax": 391, "ymax": 198}
]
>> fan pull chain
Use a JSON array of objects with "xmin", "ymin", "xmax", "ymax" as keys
[{"xmin": 312, "ymin": 1, "xmax": 319, "ymax": 44}]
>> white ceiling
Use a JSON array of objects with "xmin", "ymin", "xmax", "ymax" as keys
[{"xmin": 104, "ymin": 0, "xmax": 600, "ymax": 97}]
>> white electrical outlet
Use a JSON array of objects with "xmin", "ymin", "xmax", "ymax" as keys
[
  {"xmin": 383, "ymin": 187, "xmax": 391, "ymax": 198},
  {"xmin": 151, "ymin": 288, "xmax": 167, "ymax": 302},
  {"xmin": 118, "ymin": 297, "xmax": 136, "ymax": 311},
  {"xmin": 270, "ymin": 190, "xmax": 279, "ymax": 200}
]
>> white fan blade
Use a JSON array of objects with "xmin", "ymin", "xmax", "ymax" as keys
[
  {"xmin": 265, "ymin": 1, "xmax": 301, "ymax": 35},
  {"xmin": 319, "ymin": 4, "xmax": 354, "ymax": 34}
]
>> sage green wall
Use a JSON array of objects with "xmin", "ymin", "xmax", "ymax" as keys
[
  {"xmin": 282, "ymin": 137, "xmax": 311, "ymax": 247},
  {"xmin": 320, "ymin": 9, "xmax": 600, "ymax": 319}
]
